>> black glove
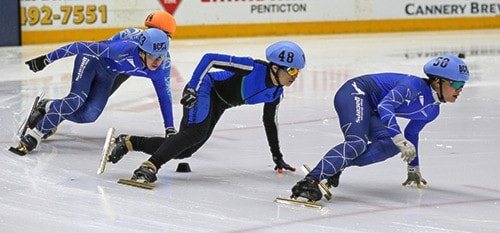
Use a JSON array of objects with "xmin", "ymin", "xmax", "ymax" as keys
[
  {"xmin": 180, "ymin": 88, "xmax": 197, "ymax": 108},
  {"xmin": 272, "ymin": 152, "xmax": 296, "ymax": 173},
  {"xmin": 25, "ymin": 55, "xmax": 51, "ymax": 72},
  {"xmin": 165, "ymin": 127, "xmax": 177, "ymax": 138}
]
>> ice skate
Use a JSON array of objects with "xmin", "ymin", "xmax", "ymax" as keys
[
  {"xmin": 16, "ymin": 94, "xmax": 42, "ymax": 138},
  {"xmin": 291, "ymin": 176, "xmax": 322, "ymax": 201},
  {"xmin": 275, "ymin": 197, "xmax": 322, "ymax": 208},
  {"xmin": 97, "ymin": 128, "xmax": 115, "ymax": 174},
  {"xmin": 326, "ymin": 171, "xmax": 342, "ymax": 188},
  {"xmin": 16, "ymin": 95, "xmax": 54, "ymax": 141},
  {"xmin": 25, "ymin": 98, "xmax": 51, "ymax": 130},
  {"xmin": 98, "ymin": 130, "xmax": 134, "ymax": 174},
  {"xmin": 9, "ymin": 128, "xmax": 43, "ymax": 156},
  {"xmin": 118, "ymin": 161, "xmax": 157, "ymax": 189},
  {"xmin": 132, "ymin": 161, "xmax": 158, "ymax": 182},
  {"xmin": 109, "ymin": 134, "xmax": 133, "ymax": 164},
  {"xmin": 301, "ymin": 164, "xmax": 333, "ymax": 200}
]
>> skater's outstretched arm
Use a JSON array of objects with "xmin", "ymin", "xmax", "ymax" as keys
[
  {"xmin": 25, "ymin": 40, "xmax": 136, "ymax": 72},
  {"xmin": 263, "ymin": 97, "xmax": 295, "ymax": 173}
]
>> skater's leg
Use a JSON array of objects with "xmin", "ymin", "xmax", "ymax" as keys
[
  {"xmin": 126, "ymin": 121, "xmax": 211, "ymax": 182},
  {"xmin": 308, "ymin": 79, "xmax": 372, "ymax": 181},
  {"xmin": 350, "ymin": 138, "xmax": 399, "ymax": 166},
  {"xmin": 18, "ymin": 55, "xmax": 100, "ymax": 153},
  {"xmin": 108, "ymin": 95, "xmax": 221, "ymax": 163},
  {"xmin": 35, "ymin": 55, "xmax": 113, "ymax": 135},
  {"xmin": 148, "ymin": 103, "xmax": 218, "ymax": 168},
  {"xmin": 132, "ymin": 86, "xmax": 219, "ymax": 182},
  {"xmin": 351, "ymin": 115, "xmax": 400, "ymax": 166},
  {"xmin": 174, "ymin": 99, "xmax": 225, "ymax": 159},
  {"xmin": 133, "ymin": 90, "xmax": 224, "ymax": 183},
  {"xmin": 62, "ymin": 57, "xmax": 116, "ymax": 123},
  {"xmin": 292, "ymin": 79, "xmax": 375, "ymax": 200}
]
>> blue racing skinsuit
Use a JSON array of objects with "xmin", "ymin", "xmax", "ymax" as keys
[
  {"xmin": 308, "ymin": 73, "xmax": 441, "ymax": 181},
  {"xmin": 35, "ymin": 39, "xmax": 174, "ymax": 136},
  {"xmin": 129, "ymin": 53, "xmax": 286, "ymax": 169}
]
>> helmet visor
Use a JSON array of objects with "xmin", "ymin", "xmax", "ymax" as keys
[
  {"xmin": 443, "ymin": 79, "xmax": 465, "ymax": 90},
  {"xmin": 146, "ymin": 52, "xmax": 166, "ymax": 60},
  {"xmin": 280, "ymin": 66, "xmax": 300, "ymax": 76}
]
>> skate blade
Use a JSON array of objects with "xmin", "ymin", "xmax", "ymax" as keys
[
  {"xmin": 118, "ymin": 178, "xmax": 154, "ymax": 190},
  {"xmin": 302, "ymin": 164, "xmax": 333, "ymax": 200},
  {"xmin": 97, "ymin": 128, "xmax": 115, "ymax": 174},
  {"xmin": 8, "ymin": 146, "xmax": 27, "ymax": 156},
  {"xmin": 16, "ymin": 95, "xmax": 42, "ymax": 138},
  {"xmin": 275, "ymin": 197, "xmax": 322, "ymax": 209}
]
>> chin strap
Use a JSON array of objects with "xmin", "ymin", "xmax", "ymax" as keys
[
  {"xmin": 431, "ymin": 88, "xmax": 441, "ymax": 103},
  {"xmin": 142, "ymin": 56, "xmax": 148, "ymax": 70},
  {"xmin": 271, "ymin": 66, "xmax": 282, "ymax": 86},
  {"xmin": 139, "ymin": 50, "xmax": 148, "ymax": 70},
  {"xmin": 436, "ymin": 79, "xmax": 446, "ymax": 103},
  {"xmin": 270, "ymin": 66, "xmax": 283, "ymax": 98}
]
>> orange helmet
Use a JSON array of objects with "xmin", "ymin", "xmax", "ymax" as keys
[{"xmin": 144, "ymin": 11, "xmax": 176, "ymax": 36}]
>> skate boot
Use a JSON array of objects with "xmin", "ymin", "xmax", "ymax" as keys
[
  {"xmin": 108, "ymin": 135, "xmax": 132, "ymax": 164},
  {"xmin": 326, "ymin": 171, "xmax": 342, "ymax": 188},
  {"xmin": 132, "ymin": 161, "xmax": 158, "ymax": 183},
  {"xmin": 291, "ymin": 175, "xmax": 322, "ymax": 202},
  {"xmin": 26, "ymin": 98, "xmax": 51, "ymax": 130},
  {"xmin": 9, "ymin": 128, "xmax": 43, "ymax": 156}
]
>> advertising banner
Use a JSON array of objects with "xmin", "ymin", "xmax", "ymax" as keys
[{"xmin": 20, "ymin": 0, "xmax": 500, "ymax": 44}]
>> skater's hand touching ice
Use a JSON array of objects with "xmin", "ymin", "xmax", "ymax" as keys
[
  {"xmin": 272, "ymin": 152, "xmax": 296, "ymax": 173},
  {"xmin": 402, "ymin": 165, "xmax": 427, "ymax": 188},
  {"xmin": 25, "ymin": 55, "xmax": 51, "ymax": 72}
]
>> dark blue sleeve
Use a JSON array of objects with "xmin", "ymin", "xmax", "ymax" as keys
[
  {"xmin": 405, "ymin": 119, "xmax": 430, "ymax": 166},
  {"xmin": 46, "ymin": 40, "xmax": 134, "ymax": 63},
  {"xmin": 188, "ymin": 53, "xmax": 255, "ymax": 91}
]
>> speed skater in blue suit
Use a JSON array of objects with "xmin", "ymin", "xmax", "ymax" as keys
[
  {"xmin": 290, "ymin": 54, "xmax": 470, "ymax": 202},
  {"xmin": 13, "ymin": 28, "xmax": 173, "ymax": 155}
]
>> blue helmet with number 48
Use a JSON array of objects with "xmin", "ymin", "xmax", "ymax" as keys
[
  {"xmin": 423, "ymin": 54, "xmax": 469, "ymax": 82},
  {"xmin": 266, "ymin": 41, "xmax": 306, "ymax": 69},
  {"xmin": 138, "ymin": 28, "xmax": 169, "ymax": 57}
]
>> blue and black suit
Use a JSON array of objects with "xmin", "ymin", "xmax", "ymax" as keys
[{"xmin": 129, "ymin": 53, "xmax": 286, "ymax": 169}]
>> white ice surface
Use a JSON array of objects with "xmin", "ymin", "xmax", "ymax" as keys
[{"xmin": 1, "ymin": 29, "xmax": 500, "ymax": 233}]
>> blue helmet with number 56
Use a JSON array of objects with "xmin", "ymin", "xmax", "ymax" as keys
[
  {"xmin": 423, "ymin": 54, "xmax": 469, "ymax": 82},
  {"xmin": 266, "ymin": 41, "xmax": 306, "ymax": 69},
  {"xmin": 138, "ymin": 28, "xmax": 169, "ymax": 57}
]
